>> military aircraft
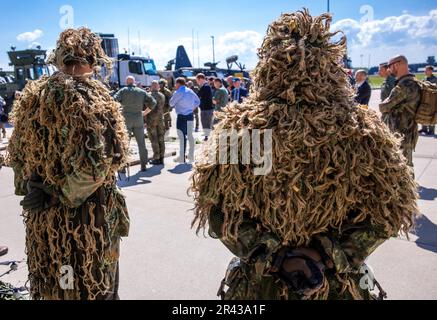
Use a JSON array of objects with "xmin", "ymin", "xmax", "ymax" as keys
[{"xmin": 159, "ymin": 46, "xmax": 251, "ymax": 89}]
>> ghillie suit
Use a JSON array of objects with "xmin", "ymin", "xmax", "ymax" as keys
[
  {"xmin": 7, "ymin": 28, "xmax": 130, "ymax": 300},
  {"xmin": 191, "ymin": 10, "xmax": 418, "ymax": 300}
]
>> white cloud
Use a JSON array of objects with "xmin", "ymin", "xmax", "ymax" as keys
[
  {"xmin": 119, "ymin": 30, "xmax": 263, "ymax": 70},
  {"xmin": 332, "ymin": 10, "xmax": 437, "ymax": 66},
  {"xmin": 17, "ymin": 29, "xmax": 43, "ymax": 42}
]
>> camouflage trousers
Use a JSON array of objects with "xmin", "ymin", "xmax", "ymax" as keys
[
  {"xmin": 401, "ymin": 145, "xmax": 414, "ymax": 167},
  {"xmin": 220, "ymin": 259, "xmax": 374, "ymax": 300},
  {"xmin": 164, "ymin": 112, "xmax": 172, "ymax": 132},
  {"xmin": 147, "ymin": 123, "xmax": 166, "ymax": 160}
]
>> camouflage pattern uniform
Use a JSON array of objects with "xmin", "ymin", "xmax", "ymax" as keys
[
  {"xmin": 421, "ymin": 75, "xmax": 437, "ymax": 135},
  {"xmin": 210, "ymin": 210, "xmax": 386, "ymax": 300},
  {"xmin": 147, "ymin": 90, "xmax": 166, "ymax": 161},
  {"xmin": 160, "ymin": 85, "xmax": 173, "ymax": 132},
  {"xmin": 379, "ymin": 74, "xmax": 421, "ymax": 167},
  {"xmin": 381, "ymin": 75, "xmax": 396, "ymax": 102}
]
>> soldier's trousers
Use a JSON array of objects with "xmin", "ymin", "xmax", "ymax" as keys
[
  {"xmin": 125, "ymin": 117, "xmax": 148, "ymax": 168},
  {"xmin": 147, "ymin": 123, "xmax": 166, "ymax": 160},
  {"xmin": 164, "ymin": 112, "xmax": 172, "ymax": 132},
  {"xmin": 401, "ymin": 145, "xmax": 414, "ymax": 168}
]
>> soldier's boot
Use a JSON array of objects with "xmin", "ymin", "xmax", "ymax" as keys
[
  {"xmin": 150, "ymin": 159, "xmax": 163, "ymax": 165},
  {"xmin": 0, "ymin": 245, "xmax": 8, "ymax": 257}
]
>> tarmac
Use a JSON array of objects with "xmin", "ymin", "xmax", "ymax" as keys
[{"xmin": 0, "ymin": 90, "xmax": 436, "ymax": 300}]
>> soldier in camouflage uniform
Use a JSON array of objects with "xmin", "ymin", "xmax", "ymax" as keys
[
  {"xmin": 379, "ymin": 55, "xmax": 421, "ymax": 167},
  {"xmin": 419, "ymin": 66, "xmax": 437, "ymax": 135},
  {"xmin": 159, "ymin": 79, "xmax": 173, "ymax": 133},
  {"xmin": 147, "ymin": 81, "xmax": 166, "ymax": 165},
  {"xmin": 7, "ymin": 28, "xmax": 130, "ymax": 300},
  {"xmin": 379, "ymin": 63, "xmax": 397, "ymax": 102}
]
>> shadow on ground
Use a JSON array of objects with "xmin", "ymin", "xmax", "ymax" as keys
[
  {"xmin": 168, "ymin": 164, "xmax": 193, "ymax": 175},
  {"xmin": 411, "ymin": 214, "xmax": 437, "ymax": 254},
  {"xmin": 419, "ymin": 186, "xmax": 437, "ymax": 201},
  {"xmin": 117, "ymin": 165, "xmax": 165, "ymax": 188}
]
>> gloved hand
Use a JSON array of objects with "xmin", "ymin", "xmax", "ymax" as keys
[
  {"xmin": 272, "ymin": 247, "xmax": 327, "ymax": 297},
  {"xmin": 20, "ymin": 180, "xmax": 58, "ymax": 211}
]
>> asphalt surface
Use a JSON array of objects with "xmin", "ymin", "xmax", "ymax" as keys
[{"xmin": 1, "ymin": 90, "xmax": 436, "ymax": 300}]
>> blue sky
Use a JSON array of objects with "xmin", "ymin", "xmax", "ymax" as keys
[{"xmin": 0, "ymin": 0, "xmax": 436, "ymax": 71}]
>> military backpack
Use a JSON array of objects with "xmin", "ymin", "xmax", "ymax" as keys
[{"xmin": 414, "ymin": 79, "xmax": 437, "ymax": 125}]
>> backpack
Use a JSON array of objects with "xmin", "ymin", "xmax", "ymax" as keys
[{"xmin": 415, "ymin": 80, "xmax": 437, "ymax": 125}]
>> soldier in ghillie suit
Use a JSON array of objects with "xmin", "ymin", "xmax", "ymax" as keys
[
  {"xmin": 159, "ymin": 79, "xmax": 173, "ymax": 133},
  {"xmin": 191, "ymin": 10, "xmax": 418, "ymax": 300},
  {"xmin": 7, "ymin": 28, "xmax": 130, "ymax": 300},
  {"xmin": 380, "ymin": 55, "xmax": 421, "ymax": 167}
]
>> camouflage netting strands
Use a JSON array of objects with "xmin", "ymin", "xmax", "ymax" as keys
[
  {"xmin": 7, "ymin": 28, "xmax": 129, "ymax": 300},
  {"xmin": 47, "ymin": 28, "xmax": 113, "ymax": 79},
  {"xmin": 191, "ymin": 10, "xmax": 418, "ymax": 299}
]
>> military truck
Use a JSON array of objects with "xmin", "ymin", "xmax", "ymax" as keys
[{"xmin": 0, "ymin": 48, "xmax": 56, "ymax": 109}]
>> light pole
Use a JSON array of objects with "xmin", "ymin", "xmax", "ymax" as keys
[
  {"xmin": 327, "ymin": 0, "xmax": 330, "ymax": 12},
  {"xmin": 211, "ymin": 36, "xmax": 215, "ymax": 64}
]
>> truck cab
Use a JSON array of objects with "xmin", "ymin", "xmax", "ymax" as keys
[{"xmin": 113, "ymin": 54, "xmax": 160, "ymax": 88}]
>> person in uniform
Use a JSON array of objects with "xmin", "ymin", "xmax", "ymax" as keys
[
  {"xmin": 147, "ymin": 80, "xmax": 166, "ymax": 165},
  {"xmin": 114, "ymin": 76, "xmax": 156, "ymax": 172},
  {"xmin": 159, "ymin": 79, "xmax": 174, "ymax": 133},
  {"xmin": 379, "ymin": 55, "xmax": 421, "ymax": 167},
  {"xmin": 191, "ymin": 10, "xmax": 417, "ymax": 301},
  {"xmin": 7, "ymin": 28, "xmax": 131, "ymax": 300},
  {"xmin": 419, "ymin": 66, "xmax": 437, "ymax": 136},
  {"xmin": 379, "ymin": 63, "xmax": 397, "ymax": 102}
]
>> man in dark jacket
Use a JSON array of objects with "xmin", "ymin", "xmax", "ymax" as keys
[
  {"xmin": 231, "ymin": 78, "xmax": 248, "ymax": 103},
  {"xmin": 196, "ymin": 73, "xmax": 214, "ymax": 141},
  {"xmin": 354, "ymin": 70, "xmax": 372, "ymax": 106}
]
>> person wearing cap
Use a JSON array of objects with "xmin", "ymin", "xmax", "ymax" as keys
[
  {"xmin": 379, "ymin": 55, "xmax": 421, "ymax": 167},
  {"xmin": 231, "ymin": 78, "xmax": 248, "ymax": 104},
  {"xmin": 379, "ymin": 63, "xmax": 397, "ymax": 102},
  {"xmin": 114, "ymin": 76, "xmax": 157, "ymax": 172},
  {"xmin": 419, "ymin": 66, "xmax": 437, "ymax": 136}
]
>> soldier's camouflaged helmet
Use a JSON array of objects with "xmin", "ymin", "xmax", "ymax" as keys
[{"xmin": 47, "ymin": 27, "xmax": 112, "ymax": 75}]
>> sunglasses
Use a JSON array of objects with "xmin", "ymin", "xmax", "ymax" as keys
[{"xmin": 388, "ymin": 60, "xmax": 401, "ymax": 67}]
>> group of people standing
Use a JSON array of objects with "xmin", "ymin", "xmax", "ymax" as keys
[
  {"xmin": 378, "ymin": 57, "xmax": 436, "ymax": 167},
  {"xmin": 175, "ymin": 74, "xmax": 249, "ymax": 162},
  {"xmin": 113, "ymin": 73, "xmax": 249, "ymax": 169},
  {"xmin": 350, "ymin": 57, "xmax": 436, "ymax": 168}
]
